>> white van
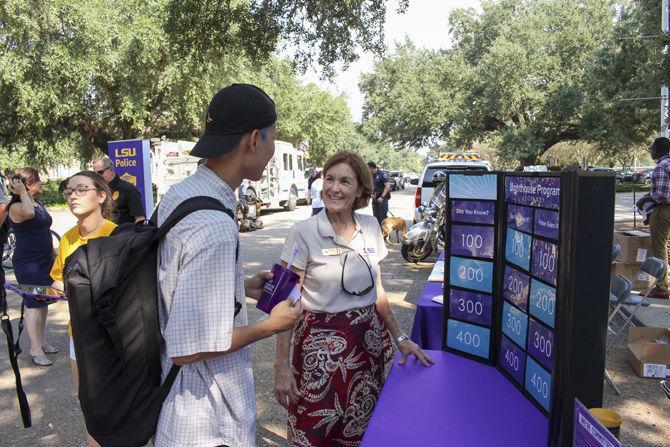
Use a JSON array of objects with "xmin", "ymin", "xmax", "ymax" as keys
[
  {"xmin": 153, "ymin": 139, "xmax": 308, "ymax": 212},
  {"xmin": 240, "ymin": 140, "xmax": 309, "ymax": 211},
  {"xmin": 414, "ymin": 153, "xmax": 491, "ymax": 222}
]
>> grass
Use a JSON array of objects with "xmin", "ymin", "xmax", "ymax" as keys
[{"xmin": 615, "ymin": 182, "xmax": 650, "ymax": 193}]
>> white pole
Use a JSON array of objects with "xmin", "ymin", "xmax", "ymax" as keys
[{"xmin": 663, "ymin": 0, "xmax": 669, "ymax": 32}]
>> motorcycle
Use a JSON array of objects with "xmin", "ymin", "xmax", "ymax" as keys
[
  {"xmin": 237, "ymin": 195, "xmax": 264, "ymax": 232},
  {"xmin": 401, "ymin": 171, "xmax": 447, "ymax": 263}
]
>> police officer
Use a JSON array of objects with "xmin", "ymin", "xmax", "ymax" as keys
[
  {"xmin": 91, "ymin": 155, "xmax": 146, "ymax": 224},
  {"xmin": 367, "ymin": 161, "xmax": 391, "ymax": 225}
]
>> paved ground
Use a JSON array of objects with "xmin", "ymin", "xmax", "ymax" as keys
[
  {"xmin": 1, "ymin": 186, "xmax": 668, "ymax": 446},
  {"xmin": 0, "ymin": 187, "xmax": 427, "ymax": 446}
]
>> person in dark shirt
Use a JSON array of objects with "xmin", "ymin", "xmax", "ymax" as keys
[
  {"xmin": 91, "ymin": 155, "xmax": 146, "ymax": 224},
  {"xmin": 367, "ymin": 161, "xmax": 391, "ymax": 225}
]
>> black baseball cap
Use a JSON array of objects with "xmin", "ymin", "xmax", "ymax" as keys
[{"xmin": 190, "ymin": 83, "xmax": 277, "ymax": 158}]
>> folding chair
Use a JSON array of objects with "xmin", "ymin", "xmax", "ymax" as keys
[
  {"xmin": 607, "ymin": 257, "xmax": 665, "ymax": 352},
  {"xmin": 604, "ymin": 274, "xmax": 632, "ymax": 395},
  {"xmin": 611, "ymin": 243, "xmax": 621, "ymax": 264}
]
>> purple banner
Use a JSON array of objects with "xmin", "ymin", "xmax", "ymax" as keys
[
  {"xmin": 499, "ymin": 336, "xmax": 526, "ymax": 385},
  {"xmin": 450, "ymin": 200, "xmax": 496, "ymax": 225},
  {"xmin": 508, "ymin": 204, "xmax": 533, "ymax": 233},
  {"xmin": 503, "ymin": 265, "xmax": 530, "ymax": 312},
  {"xmin": 527, "ymin": 319, "xmax": 554, "ymax": 371},
  {"xmin": 534, "ymin": 209, "xmax": 559, "ymax": 240},
  {"xmin": 107, "ymin": 139, "xmax": 154, "ymax": 215},
  {"xmin": 505, "ymin": 176, "xmax": 561, "ymax": 210},
  {"xmin": 573, "ymin": 399, "xmax": 621, "ymax": 447},
  {"xmin": 449, "ymin": 289, "xmax": 493, "ymax": 326},
  {"xmin": 451, "ymin": 225, "xmax": 495, "ymax": 259},
  {"xmin": 531, "ymin": 239, "xmax": 559, "ymax": 286}
]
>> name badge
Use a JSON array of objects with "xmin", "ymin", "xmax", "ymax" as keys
[
  {"xmin": 322, "ymin": 247, "xmax": 344, "ymax": 256},
  {"xmin": 362, "ymin": 247, "xmax": 376, "ymax": 255}
]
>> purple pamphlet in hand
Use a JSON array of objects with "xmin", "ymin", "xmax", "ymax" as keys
[{"xmin": 256, "ymin": 263, "xmax": 300, "ymax": 314}]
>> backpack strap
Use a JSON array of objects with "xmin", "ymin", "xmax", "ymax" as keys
[
  {"xmin": 153, "ymin": 196, "xmax": 241, "ymax": 391},
  {"xmin": 157, "ymin": 196, "xmax": 241, "ymax": 316},
  {"xmin": 155, "ymin": 196, "xmax": 235, "ymax": 240},
  {"xmin": 0, "ymin": 261, "xmax": 31, "ymax": 428}
]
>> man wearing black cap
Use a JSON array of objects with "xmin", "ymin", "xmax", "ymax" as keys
[{"xmin": 155, "ymin": 84, "xmax": 301, "ymax": 447}]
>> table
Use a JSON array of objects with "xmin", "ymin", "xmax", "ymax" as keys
[
  {"xmin": 410, "ymin": 282, "xmax": 444, "ymax": 350},
  {"xmin": 362, "ymin": 350, "xmax": 549, "ymax": 447}
]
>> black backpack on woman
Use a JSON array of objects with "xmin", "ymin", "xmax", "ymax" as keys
[{"xmin": 63, "ymin": 196, "xmax": 239, "ymax": 447}]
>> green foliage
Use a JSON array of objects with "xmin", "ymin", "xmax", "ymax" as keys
[
  {"xmin": 164, "ymin": 0, "xmax": 409, "ymax": 78},
  {"xmin": 361, "ymin": 0, "xmax": 667, "ymax": 167},
  {"xmin": 0, "ymin": 0, "xmax": 408, "ymax": 169},
  {"xmin": 39, "ymin": 179, "xmax": 67, "ymax": 207}
]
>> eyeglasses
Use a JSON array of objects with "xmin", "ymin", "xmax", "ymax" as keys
[
  {"xmin": 96, "ymin": 167, "xmax": 111, "ymax": 175},
  {"xmin": 63, "ymin": 186, "xmax": 96, "ymax": 198}
]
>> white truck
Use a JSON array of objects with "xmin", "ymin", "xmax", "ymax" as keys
[
  {"xmin": 152, "ymin": 139, "xmax": 309, "ymax": 212},
  {"xmin": 414, "ymin": 152, "xmax": 492, "ymax": 222}
]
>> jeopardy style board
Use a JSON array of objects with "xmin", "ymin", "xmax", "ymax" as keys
[
  {"xmin": 443, "ymin": 174, "xmax": 499, "ymax": 362},
  {"xmin": 498, "ymin": 176, "xmax": 560, "ymax": 414}
]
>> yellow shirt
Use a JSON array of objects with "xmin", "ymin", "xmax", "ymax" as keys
[
  {"xmin": 50, "ymin": 219, "xmax": 116, "ymax": 335},
  {"xmin": 51, "ymin": 219, "xmax": 117, "ymax": 281}
]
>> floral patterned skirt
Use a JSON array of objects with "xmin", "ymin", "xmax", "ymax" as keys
[{"xmin": 288, "ymin": 305, "xmax": 394, "ymax": 447}]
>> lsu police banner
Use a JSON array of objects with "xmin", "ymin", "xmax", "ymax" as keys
[{"xmin": 107, "ymin": 139, "xmax": 154, "ymax": 215}]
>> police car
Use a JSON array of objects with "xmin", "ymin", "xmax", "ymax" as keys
[{"xmin": 414, "ymin": 152, "xmax": 491, "ymax": 222}]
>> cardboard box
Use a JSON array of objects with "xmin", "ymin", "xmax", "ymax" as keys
[
  {"xmin": 613, "ymin": 230, "xmax": 651, "ymax": 264},
  {"xmin": 627, "ymin": 327, "xmax": 670, "ymax": 378},
  {"xmin": 612, "ymin": 262, "xmax": 655, "ymax": 290}
]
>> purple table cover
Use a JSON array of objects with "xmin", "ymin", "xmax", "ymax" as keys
[
  {"xmin": 361, "ymin": 350, "xmax": 549, "ymax": 447},
  {"xmin": 410, "ymin": 282, "xmax": 444, "ymax": 350}
]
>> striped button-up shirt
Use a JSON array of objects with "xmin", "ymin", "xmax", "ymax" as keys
[
  {"xmin": 651, "ymin": 156, "xmax": 670, "ymax": 204},
  {"xmin": 155, "ymin": 165, "xmax": 255, "ymax": 447}
]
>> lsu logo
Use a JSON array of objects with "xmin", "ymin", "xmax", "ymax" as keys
[
  {"xmin": 112, "ymin": 191, "xmax": 120, "ymax": 201},
  {"xmin": 120, "ymin": 172, "xmax": 137, "ymax": 186},
  {"xmin": 115, "ymin": 147, "xmax": 136, "ymax": 158}
]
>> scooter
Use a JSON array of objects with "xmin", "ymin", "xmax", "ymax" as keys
[{"xmin": 401, "ymin": 172, "xmax": 447, "ymax": 263}]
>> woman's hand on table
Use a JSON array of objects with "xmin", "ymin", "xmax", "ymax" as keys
[
  {"xmin": 398, "ymin": 339, "xmax": 434, "ymax": 367},
  {"xmin": 273, "ymin": 362, "xmax": 302, "ymax": 409}
]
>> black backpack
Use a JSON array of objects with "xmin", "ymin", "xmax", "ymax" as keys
[{"xmin": 63, "ymin": 196, "xmax": 240, "ymax": 447}]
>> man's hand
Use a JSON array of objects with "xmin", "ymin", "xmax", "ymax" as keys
[
  {"xmin": 377, "ymin": 196, "xmax": 384, "ymax": 203},
  {"xmin": 636, "ymin": 194, "xmax": 654, "ymax": 209},
  {"xmin": 245, "ymin": 270, "xmax": 273, "ymax": 300},
  {"xmin": 266, "ymin": 300, "xmax": 302, "ymax": 333}
]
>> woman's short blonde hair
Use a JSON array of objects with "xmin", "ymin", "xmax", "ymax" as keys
[{"xmin": 322, "ymin": 151, "xmax": 373, "ymax": 211}]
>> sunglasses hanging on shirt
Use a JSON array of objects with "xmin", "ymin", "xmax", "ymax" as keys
[
  {"xmin": 340, "ymin": 251, "xmax": 375, "ymax": 297},
  {"xmin": 334, "ymin": 231, "xmax": 375, "ymax": 296}
]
